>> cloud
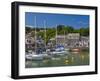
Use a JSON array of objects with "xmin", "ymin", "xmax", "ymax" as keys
[
  {"xmin": 77, "ymin": 21, "xmax": 88, "ymax": 25},
  {"xmin": 25, "ymin": 25, "xmax": 34, "ymax": 28}
]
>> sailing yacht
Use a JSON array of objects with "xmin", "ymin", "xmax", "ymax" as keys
[
  {"xmin": 50, "ymin": 25, "xmax": 68, "ymax": 56},
  {"xmin": 26, "ymin": 17, "xmax": 46, "ymax": 60},
  {"xmin": 25, "ymin": 51, "xmax": 47, "ymax": 60}
]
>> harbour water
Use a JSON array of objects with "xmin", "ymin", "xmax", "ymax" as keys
[{"xmin": 25, "ymin": 51, "xmax": 89, "ymax": 68}]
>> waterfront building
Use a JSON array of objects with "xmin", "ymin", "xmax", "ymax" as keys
[
  {"xmin": 56, "ymin": 35, "xmax": 65, "ymax": 46},
  {"xmin": 66, "ymin": 33, "xmax": 80, "ymax": 48},
  {"xmin": 50, "ymin": 33, "xmax": 89, "ymax": 48},
  {"xmin": 67, "ymin": 33, "xmax": 80, "ymax": 40},
  {"xmin": 25, "ymin": 34, "xmax": 35, "ymax": 51}
]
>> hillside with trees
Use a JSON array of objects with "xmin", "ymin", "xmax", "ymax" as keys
[{"xmin": 26, "ymin": 25, "xmax": 89, "ymax": 43}]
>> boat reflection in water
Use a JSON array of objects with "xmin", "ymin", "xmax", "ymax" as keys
[
  {"xmin": 25, "ymin": 45, "xmax": 68, "ymax": 60},
  {"xmin": 25, "ymin": 46, "xmax": 89, "ymax": 68}
]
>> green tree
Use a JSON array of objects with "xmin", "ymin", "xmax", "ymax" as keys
[
  {"xmin": 79, "ymin": 27, "xmax": 89, "ymax": 36},
  {"xmin": 67, "ymin": 26, "xmax": 74, "ymax": 33},
  {"xmin": 25, "ymin": 27, "xmax": 32, "ymax": 34},
  {"xmin": 57, "ymin": 25, "xmax": 65, "ymax": 31}
]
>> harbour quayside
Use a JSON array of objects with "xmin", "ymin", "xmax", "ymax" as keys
[
  {"xmin": 25, "ymin": 15, "xmax": 89, "ymax": 67},
  {"xmin": 25, "ymin": 16, "xmax": 89, "ymax": 60}
]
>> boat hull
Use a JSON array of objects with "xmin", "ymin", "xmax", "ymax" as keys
[{"xmin": 50, "ymin": 51, "xmax": 68, "ymax": 56}]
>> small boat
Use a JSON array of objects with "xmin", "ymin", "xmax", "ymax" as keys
[
  {"xmin": 25, "ymin": 54, "xmax": 45, "ymax": 60},
  {"xmin": 65, "ymin": 48, "xmax": 70, "ymax": 51},
  {"xmin": 25, "ymin": 54, "xmax": 33, "ymax": 60},
  {"xmin": 50, "ymin": 45, "xmax": 68, "ymax": 56},
  {"xmin": 32, "ymin": 54, "xmax": 44, "ymax": 60},
  {"xmin": 71, "ymin": 48, "xmax": 80, "ymax": 52},
  {"xmin": 51, "ymin": 50, "xmax": 67, "ymax": 55},
  {"xmin": 25, "ymin": 52, "xmax": 51, "ymax": 60}
]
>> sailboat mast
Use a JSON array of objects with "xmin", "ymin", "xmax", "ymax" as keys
[
  {"xmin": 56, "ymin": 24, "xmax": 57, "ymax": 47},
  {"xmin": 34, "ymin": 16, "xmax": 36, "ymax": 54},
  {"xmin": 44, "ymin": 20, "xmax": 46, "ymax": 51},
  {"xmin": 64, "ymin": 28, "xmax": 65, "ymax": 47}
]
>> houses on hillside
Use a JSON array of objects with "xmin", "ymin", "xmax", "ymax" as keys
[
  {"xmin": 25, "ymin": 33, "xmax": 46, "ymax": 52},
  {"xmin": 51, "ymin": 33, "xmax": 89, "ymax": 48},
  {"xmin": 25, "ymin": 32, "xmax": 89, "ymax": 52},
  {"xmin": 25, "ymin": 33, "xmax": 35, "ymax": 51}
]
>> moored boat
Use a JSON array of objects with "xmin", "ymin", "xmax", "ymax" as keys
[
  {"xmin": 71, "ymin": 48, "xmax": 80, "ymax": 52},
  {"xmin": 50, "ymin": 45, "xmax": 68, "ymax": 56},
  {"xmin": 25, "ymin": 51, "xmax": 51, "ymax": 60}
]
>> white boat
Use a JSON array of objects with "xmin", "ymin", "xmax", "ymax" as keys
[
  {"xmin": 25, "ymin": 52, "xmax": 51, "ymax": 60},
  {"xmin": 50, "ymin": 45, "xmax": 68, "ymax": 56},
  {"xmin": 25, "ymin": 54, "xmax": 45, "ymax": 60},
  {"xmin": 65, "ymin": 48, "xmax": 70, "ymax": 51},
  {"xmin": 32, "ymin": 54, "xmax": 44, "ymax": 60},
  {"xmin": 51, "ymin": 50, "xmax": 67, "ymax": 55},
  {"xmin": 25, "ymin": 54, "xmax": 33, "ymax": 60}
]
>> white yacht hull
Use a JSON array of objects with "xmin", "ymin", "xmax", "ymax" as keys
[
  {"xmin": 51, "ymin": 51, "xmax": 67, "ymax": 55},
  {"xmin": 26, "ymin": 53, "xmax": 50, "ymax": 60}
]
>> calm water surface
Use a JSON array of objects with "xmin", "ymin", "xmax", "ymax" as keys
[{"xmin": 25, "ymin": 51, "xmax": 89, "ymax": 68}]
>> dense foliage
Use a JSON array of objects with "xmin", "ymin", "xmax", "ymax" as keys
[{"xmin": 26, "ymin": 25, "xmax": 89, "ymax": 43}]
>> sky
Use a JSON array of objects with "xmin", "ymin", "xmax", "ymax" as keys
[{"xmin": 25, "ymin": 12, "xmax": 89, "ymax": 29}]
